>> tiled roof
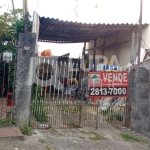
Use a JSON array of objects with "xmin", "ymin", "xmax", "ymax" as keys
[{"xmin": 39, "ymin": 17, "xmax": 148, "ymax": 43}]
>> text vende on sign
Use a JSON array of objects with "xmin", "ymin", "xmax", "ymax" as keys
[{"xmin": 88, "ymin": 72, "xmax": 128, "ymax": 97}]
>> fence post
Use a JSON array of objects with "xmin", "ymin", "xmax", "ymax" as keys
[
  {"xmin": 96, "ymin": 104, "xmax": 99, "ymax": 129},
  {"xmin": 79, "ymin": 91, "xmax": 83, "ymax": 127},
  {"xmin": 15, "ymin": 33, "xmax": 36, "ymax": 128}
]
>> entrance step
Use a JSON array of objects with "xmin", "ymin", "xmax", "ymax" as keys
[{"xmin": 0, "ymin": 127, "xmax": 23, "ymax": 138}]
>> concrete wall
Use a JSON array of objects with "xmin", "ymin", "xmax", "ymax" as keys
[{"xmin": 129, "ymin": 67, "xmax": 150, "ymax": 138}]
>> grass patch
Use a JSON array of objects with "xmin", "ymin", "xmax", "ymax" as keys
[
  {"xmin": 80, "ymin": 130, "xmax": 88, "ymax": 134},
  {"xmin": 90, "ymin": 131, "xmax": 99, "ymax": 136},
  {"xmin": 121, "ymin": 134, "xmax": 141, "ymax": 142},
  {"xmin": 39, "ymin": 138, "xmax": 46, "ymax": 143},
  {"xmin": 90, "ymin": 131, "xmax": 107, "ymax": 140},
  {"xmin": 89, "ymin": 136, "xmax": 107, "ymax": 140},
  {"xmin": 46, "ymin": 146, "xmax": 55, "ymax": 150},
  {"xmin": 79, "ymin": 136, "xmax": 85, "ymax": 139},
  {"xmin": 50, "ymin": 127, "xmax": 57, "ymax": 133},
  {"xmin": 57, "ymin": 133, "xmax": 63, "ymax": 136}
]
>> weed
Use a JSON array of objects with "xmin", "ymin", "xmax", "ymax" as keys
[
  {"xmin": 57, "ymin": 133, "xmax": 63, "ymax": 136},
  {"xmin": 89, "ymin": 136, "xmax": 107, "ymax": 140},
  {"xmin": 20, "ymin": 121, "xmax": 32, "ymax": 136},
  {"xmin": 51, "ymin": 127, "xmax": 57, "ymax": 133},
  {"xmin": 101, "ymin": 108, "xmax": 112, "ymax": 115},
  {"xmin": 108, "ymin": 113, "xmax": 123, "ymax": 121},
  {"xmin": 31, "ymin": 84, "xmax": 48, "ymax": 123},
  {"xmin": 46, "ymin": 146, "xmax": 55, "ymax": 150},
  {"xmin": 120, "ymin": 134, "xmax": 141, "ymax": 142},
  {"xmin": 59, "ymin": 105, "xmax": 80, "ymax": 113},
  {"xmin": 79, "ymin": 136, "xmax": 85, "ymax": 139},
  {"xmin": 90, "ymin": 131, "xmax": 107, "ymax": 140},
  {"xmin": 31, "ymin": 98, "xmax": 48, "ymax": 123},
  {"xmin": 0, "ymin": 118, "xmax": 15, "ymax": 126},
  {"xmin": 39, "ymin": 138, "xmax": 46, "ymax": 143},
  {"xmin": 80, "ymin": 130, "xmax": 88, "ymax": 134}
]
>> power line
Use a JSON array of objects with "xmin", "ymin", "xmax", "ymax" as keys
[
  {"xmin": 137, "ymin": 0, "xmax": 142, "ymax": 64},
  {"xmin": 7, "ymin": 0, "xmax": 10, "ymax": 13},
  {"xmin": 35, "ymin": 0, "xmax": 39, "ymax": 11},
  {"xmin": 11, "ymin": 0, "xmax": 16, "ymax": 20}
]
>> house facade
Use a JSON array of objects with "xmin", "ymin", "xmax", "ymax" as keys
[{"xmin": 87, "ymin": 24, "xmax": 150, "ymax": 67}]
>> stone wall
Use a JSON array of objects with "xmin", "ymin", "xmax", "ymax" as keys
[{"xmin": 129, "ymin": 67, "xmax": 150, "ymax": 138}]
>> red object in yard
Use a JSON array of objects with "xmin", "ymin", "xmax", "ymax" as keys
[
  {"xmin": 70, "ymin": 97, "xmax": 75, "ymax": 100},
  {"xmin": 7, "ymin": 92, "xmax": 13, "ymax": 106},
  {"xmin": 43, "ymin": 87, "xmax": 49, "ymax": 94}
]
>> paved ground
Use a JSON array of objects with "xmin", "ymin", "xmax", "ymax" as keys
[{"xmin": 0, "ymin": 127, "xmax": 150, "ymax": 150}]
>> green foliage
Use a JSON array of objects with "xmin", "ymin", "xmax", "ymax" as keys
[
  {"xmin": 20, "ymin": 121, "xmax": 32, "ymax": 136},
  {"xmin": 0, "ymin": 8, "xmax": 32, "ymax": 92},
  {"xmin": 108, "ymin": 113, "xmax": 123, "ymax": 121},
  {"xmin": 31, "ymin": 84, "xmax": 48, "ymax": 123},
  {"xmin": 59, "ymin": 105, "xmax": 80, "ymax": 113},
  {"xmin": 120, "ymin": 134, "xmax": 140, "ymax": 142},
  {"xmin": 80, "ymin": 130, "xmax": 88, "ymax": 134},
  {"xmin": 101, "ymin": 108, "xmax": 123, "ymax": 122},
  {"xmin": 39, "ymin": 138, "xmax": 46, "ymax": 143},
  {"xmin": 90, "ymin": 131, "xmax": 107, "ymax": 140},
  {"xmin": 0, "ymin": 118, "xmax": 15, "ymax": 126},
  {"xmin": 79, "ymin": 136, "xmax": 85, "ymax": 139},
  {"xmin": 46, "ymin": 146, "xmax": 55, "ymax": 150}
]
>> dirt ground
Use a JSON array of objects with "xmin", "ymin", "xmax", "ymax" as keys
[{"xmin": 0, "ymin": 127, "xmax": 150, "ymax": 150}]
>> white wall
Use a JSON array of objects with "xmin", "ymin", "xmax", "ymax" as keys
[
  {"xmin": 142, "ymin": 25, "xmax": 150, "ymax": 50},
  {"xmin": 87, "ymin": 25, "xmax": 150, "ymax": 67},
  {"xmin": 87, "ymin": 31, "xmax": 131, "ymax": 66}
]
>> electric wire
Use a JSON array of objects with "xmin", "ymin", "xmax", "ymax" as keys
[{"xmin": 35, "ymin": 0, "xmax": 39, "ymax": 11}]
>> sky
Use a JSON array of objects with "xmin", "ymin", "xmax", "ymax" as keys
[{"xmin": 0, "ymin": 0, "xmax": 150, "ymax": 58}]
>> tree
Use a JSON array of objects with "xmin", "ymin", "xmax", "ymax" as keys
[{"xmin": 0, "ymin": 7, "xmax": 32, "ymax": 95}]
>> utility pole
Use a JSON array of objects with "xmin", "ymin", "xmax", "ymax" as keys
[
  {"xmin": 11, "ymin": 0, "xmax": 16, "ymax": 20},
  {"xmin": 23, "ymin": 0, "xmax": 29, "ymax": 33},
  {"xmin": 137, "ymin": 0, "xmax": 142, "ymax": 64}
]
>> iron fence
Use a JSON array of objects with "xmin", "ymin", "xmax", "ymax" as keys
[
  {"xmin": 0, "ymin": 60, "xmax": 16, "ymax": 121},
  {"xmin": 29, "ymin": 56, "xmax": 127, "ymax": 129}
]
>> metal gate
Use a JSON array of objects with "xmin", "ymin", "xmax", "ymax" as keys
[
  {"xmin": 29, "ymin": 56, "xmax": 126, "ymax": 129},
  {"xmin": 0, "ymin": 53, "xmax": 16, "ymax": 121}
]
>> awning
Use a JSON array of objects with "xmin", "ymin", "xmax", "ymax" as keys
[{"xmin": 38, "ymin": 17, "xmax": 148, "ymax": 43}]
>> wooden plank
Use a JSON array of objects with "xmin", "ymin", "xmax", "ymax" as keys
[{"xmin": 84, "ymin": 40, "xmax": 131, "ymax": 52}]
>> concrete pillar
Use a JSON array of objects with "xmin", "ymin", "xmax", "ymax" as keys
[
  {"xmin": 130, "ymin": 67, "xmax": 150, "ymax": 138},
  {"xmin": 15, "ymin": 33, "xmax": 36, "ymax": 127}
]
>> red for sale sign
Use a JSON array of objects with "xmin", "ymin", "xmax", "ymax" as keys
[{"xmin": 88, "ymin": 72, "xmax": 128, "ymax": 97}]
